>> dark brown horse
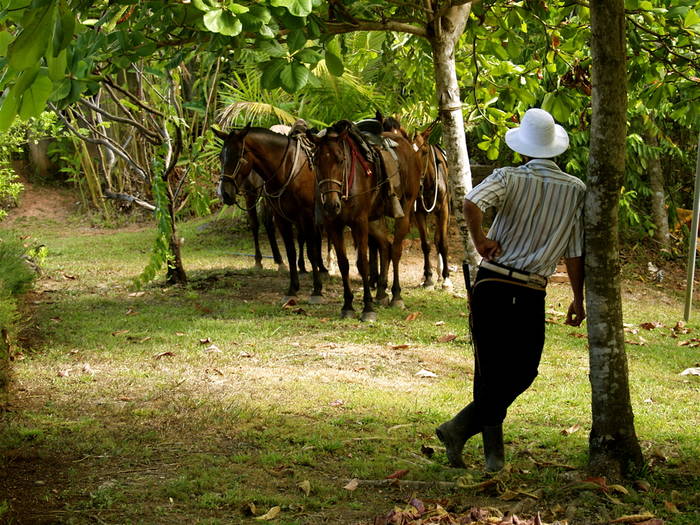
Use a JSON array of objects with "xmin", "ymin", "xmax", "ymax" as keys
[
  {"xmin": 214, "ymin": 125, "xmax": 323, "ymax": 303},
  {"xmin": 412, "ymin": 128, "xmax": 452, "ymax": 289},
  {"xmin": 218, "ymin": 171, "xmax": 318, "ymax": 274},
  {"xmin": 309, "ymin": 120, "xmax": 421, "ymax": 320}
]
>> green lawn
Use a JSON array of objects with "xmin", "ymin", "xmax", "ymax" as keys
[{"xmin": 1, "ymin": 210, "xmax": 699, "ymax": 524}]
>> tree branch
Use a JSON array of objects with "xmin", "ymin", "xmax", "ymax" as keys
[
  {"xmin": 52, "ymin": 105, "xmax": 149, "ymax": 180},
  {"xmin": 104, "ymin": 190, "xmax": 156, "ymax": 211},
  {"xmin": 79, "ymin": 99, "xmax": 163, "ymax": 144},
  {"xmin": 325, "ymin": 19, "xmax": 428, "ymax": 38},
  {"xmin": 98, "ymin": 75, "xmax": 167, "ymax": 119}
]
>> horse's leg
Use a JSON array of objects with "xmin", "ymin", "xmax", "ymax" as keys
[
  {"xmin": 277, "ymin": 218, "xmax": 300, "ymax": 300},
  {"xmin": 329, "ymin": 224, "xmax": 354, "ymax": 318},
  {"xmin": 352, "ymin": 219, "xmax": 376, "ymax": 322},
  {"xmin": 305, "ymin": 222, "xmax": 324, "ymax": 305},
  {"xmin": 297, "ymin": 230, "xmax": 308, "ymax": 274},
  {"xmin": 414, "ymin": 209, "xmax": 434, "ymax": 288},
  {"xmin": 246, "ymin": 193, "xmax": 264, "ymax": 270},
  {"xmin": 435, "ymin": 201, "xmax": 452, "ymax": 290},
  {"xmin": 389, "ymin": 213, "xmax": 412, "ymax": 309},
  {"xmin": 316, "ymin": 227, "xmax": 329, "ymax": 274},
  {"xmin": 262, "ymin": 203, "xmax": 285, "ymax": 270},
  {"xmin": 368, "ymin": 234, "xmax": 379, "ymax": 289},
  {"xmin": 369, "ymin": 219, "xmax": 390, "ymax": 305}
]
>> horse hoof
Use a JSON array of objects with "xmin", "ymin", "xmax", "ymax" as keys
[
  {"xmin": 442, "ymin": 278, "xmax": 453, "ymax": 291},
  {"xmin": 361, "ymin": 311, "xmax": 377, "ymax": 323},
  {"xmin": 421, "ymin": 280, "xmax": 435, "ymax": 290},
  {"xmin": 340, "ymin": 309, "xmax": 356, "ymax": 319},
  {"xmin": 375, "ymin": 295, "xmax": 390, "ymax": 307},
  {"xmin": 278, "ymin": 264, "xmax": 289, "ymax": 273},
  {"xmin": 390, "ymin": 299, "xmax": 406, "ymax": 310},
  {"xmin": 308, "ymin": 295, "xmax": 323, "ymax": 305},
  {"xmin": 254, "ymin": 262, "xmax": 264, "ymax": 270}
]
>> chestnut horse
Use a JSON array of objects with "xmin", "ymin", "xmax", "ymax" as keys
[
  {"xmin": 309, "ymin": 120, "xmax": 420, "ymax": 321},
  {"xmin": 412, "ymin": 128, "xmax": 452, "ymax": 289},
  {"xmin": 214, "ymin": 125, "xmax": 323, "ymax": 303}
]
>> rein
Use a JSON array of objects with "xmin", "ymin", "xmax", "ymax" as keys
[{"xmin": 417, "ymin": 144, "xmax": 440, "ymax": 214}]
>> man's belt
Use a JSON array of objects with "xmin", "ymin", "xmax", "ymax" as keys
[{"xmin": 479, "ymin": 260, "xmax": 547, "ymax": 288}]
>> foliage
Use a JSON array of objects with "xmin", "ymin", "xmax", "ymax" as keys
[
  {"xmin": 0, "ymin": 230, "xmax": 37, "ymax": 298},
  {"xmin": 0, "ymin": 113, "xmax": 60, "ymax": 219},
  {"xmin": 133, "ymin": 164, "xmax": 173, "ymax": 289}
]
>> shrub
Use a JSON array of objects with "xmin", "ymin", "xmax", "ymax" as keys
[{"xmin": 0, "ymin": 231, "xmax": 38, "ymax": 405}]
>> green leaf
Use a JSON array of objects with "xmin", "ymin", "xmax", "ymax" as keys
[
  {"xmin": 296, "ymin": 48, "xmax": 321, "ymax": 65},
  {"xmin": 260, "ymin": 58, "xmax": 286, "ymax": 90},
  {"xmin": 0, "ymin": 91, "xmax": 19, "ymax": 133},
  {"xmin": 324, "ymin": 50, "xmax": 343, "ymax": 76},
  {"xmin": 18, "ymin": 70, "xmax": 52, "ymax": 120},
  {"xmin": 271, "ymin": 0, "xmax": 312, "ymax": 17},
  {"xmin": 684, "ymin": 9, "xmax": 700, "ymax": 27},
  {"xmin": 7, "ymin": 5, "xmax": 55, "ymax": 70},
  {"xmin": 203, "ymin": 9, "xmax": 242, "ymax": 36},
  {"xmin": 49, "ymin": 77, "xmax": 72, "ymax": 101},
  {"xmin": 46, "ymin": 47, "xmax": 67, "ymax": 81},
  {"xmin": 287, "ymin": 29, "xmax": 306, "ymax": 53},
  {"xmin": 52, "ymin": 11, "xmax": 76, "ymax": 57},
  {"xmin": 192, "ymin": 0, "xmax": 217, "ymax": 11},
  {"xmin": 280, "ymin": 61, "xmax": 309, "ymax": 92},
  {"xmin": 0, "ymin": 31, "xmax": 12, "ymax": 56},
  {"xmin": 226, "ymin": 2, "xmax": 249, "ymax": 15}
]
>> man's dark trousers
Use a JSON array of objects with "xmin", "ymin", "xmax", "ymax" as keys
[{"xmin": 469, "ymin": 267, "xmax": 546, "ymax": 427}]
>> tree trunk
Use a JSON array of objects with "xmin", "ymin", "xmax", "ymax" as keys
[
  {"xmin": 586, "ymin": 0, "xmax": 643, "ymax": 478},
  {"xmin": 429, "ymin": 5, "xmax": 481, "ymax": 269},
  {"xmin": 646, "ymin": 131, "xmax": 670, "ymax": 249}
]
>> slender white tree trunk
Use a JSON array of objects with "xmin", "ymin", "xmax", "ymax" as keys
[
  {"xmin": 587, "ymin": 0, "xmax": 643, "ymax": 477},
  {"xmin": 646, "ymin": 131, "xmax": 670, "ymax": 248},
  {"xmin": 429, "ymin": 5, "xmax": 481, "ymax": 269}
]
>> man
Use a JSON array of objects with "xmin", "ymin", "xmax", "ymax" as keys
[{"xmin": 436, "ymin": 108, "xmax": 586, "ymax": 471}]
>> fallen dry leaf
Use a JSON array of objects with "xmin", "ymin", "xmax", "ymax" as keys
[
  {"xmin": 561, "ymin": 423, "xmax": 581, "ymax": 436},
  {"xmin": 386, "ymin": 469, "xmax": 409, "ymax": 480},
  {"xmin": 344, "ymin": 478, "xmax": 359, "ymax": 491},
  {"xmin": 680, "ymin": 367, "xmax": 700, "ymax": 376},
  {"xmin": 569, "ymin": 332, "xmax": 587, "ymax": 339},
  {"xmin": 282, "ymin": 298, "xmax": 298, "ymax": 308},
  {"xmin": 415, "ymin": 369, "xmax": 437, "ymax": 378},
  {"xmin": 437, "ymin": 333, "xmax": 457, "ymax": 343},
  {"xmin": 434, "ymin": 320, "xmax": 445, "ymax": 326},
  {"xmin": 640, "ymin": 321, "xmax": 663, "ymax": 330},
  {"xmin": 634, "ymin": 480, "xmax": 652, "ymax": 492},
  {"xmin": 254, "ymin": 506, "xmax": 281, "ymax": 521},
  {"xmin": 112, "ymin": 330, "xmax": 129, "ymax": 336},
  {"xmin": 390, "ymin": 344, "xmax": 410, "ymax": 350},
  {"xmin": 297, "ymin": 480, "xmax": 311, "ymax": 496},
  {"xmin": 405, "ymin": 312, "xmax": 421, "ymax": 321},
  {"xmin": 154, "ymin": 351, "xmax": 175, "ymax": 359},
  {"xmin": 125, "ymin": 308, "xmax": 138, "ymax": 316},
  {"xmin": 203, "ymin": 344, "xmax": 222, "ymax": 353},
  {"xmin": 608, "ymin": 512, "xmax": 656, "ymax": 523},
  {"xmin": 128, "ymin": 291, "xmax": 145, "ymax": 297},
  {"xmin": 199, "ymin": 337, "xmax": 212, "ymax": 344},
  {"xmin": 663, "ymin": 501, "xmax": 680, "ymax": 513},
  {"xmin": 329, "ymin": 399, "xmax": 345, "ymax": 407}
]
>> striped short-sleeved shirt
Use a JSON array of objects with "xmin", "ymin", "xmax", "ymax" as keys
[{"xmin": 466, "ymin": 159, "xmax": 586, "ymax": 278}]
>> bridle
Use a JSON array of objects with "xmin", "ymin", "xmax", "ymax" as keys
[
  {"xmin": 316, "ymin": 135, "xmax": 373, "ymax": 206},
  {"xmin": 219, "ymin": 133, "xmax": 249, "ymax": 197}
]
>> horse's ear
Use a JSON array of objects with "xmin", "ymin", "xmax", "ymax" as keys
[
  {"xmin": 375, "ymin": 110, "xmax": 384, "ymax": 123},
  {"xmin": 306, "ymin": 129, "xmax": 321, "ymax": 144},
  {"xmin": 212, "ymin": 127, "xmax": 229, "ymax": 140}
]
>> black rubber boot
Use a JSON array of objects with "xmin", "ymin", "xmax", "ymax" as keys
[
  {"xmin": 435, "ymin": 403, "xmax": 480, "ymax": 468},
  {"xmin": 482, "ymin": 424, "xmax": 505, "ymax": 472}
]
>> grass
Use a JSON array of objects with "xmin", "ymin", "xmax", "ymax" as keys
[{"xmin": 1, "ymin": 209, "xmax": 700, "ymax": 524}]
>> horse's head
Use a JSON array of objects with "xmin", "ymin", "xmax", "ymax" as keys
[
  {"xmin": 307, "ymin": 121, "xmax": 353, "ymax": 218},
  {"xmin": 213, "ymin": 124, "xmax": 253, "ymax": 205}
]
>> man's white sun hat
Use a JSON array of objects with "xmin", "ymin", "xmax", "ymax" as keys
[{"xmin": 505, "ymin": 108, "xmax": 569, "ymax": 158}]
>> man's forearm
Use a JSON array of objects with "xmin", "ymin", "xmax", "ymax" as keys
[{"xmin": 564, "ymin": 256, "xmax": 585, "ymax": 302}]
